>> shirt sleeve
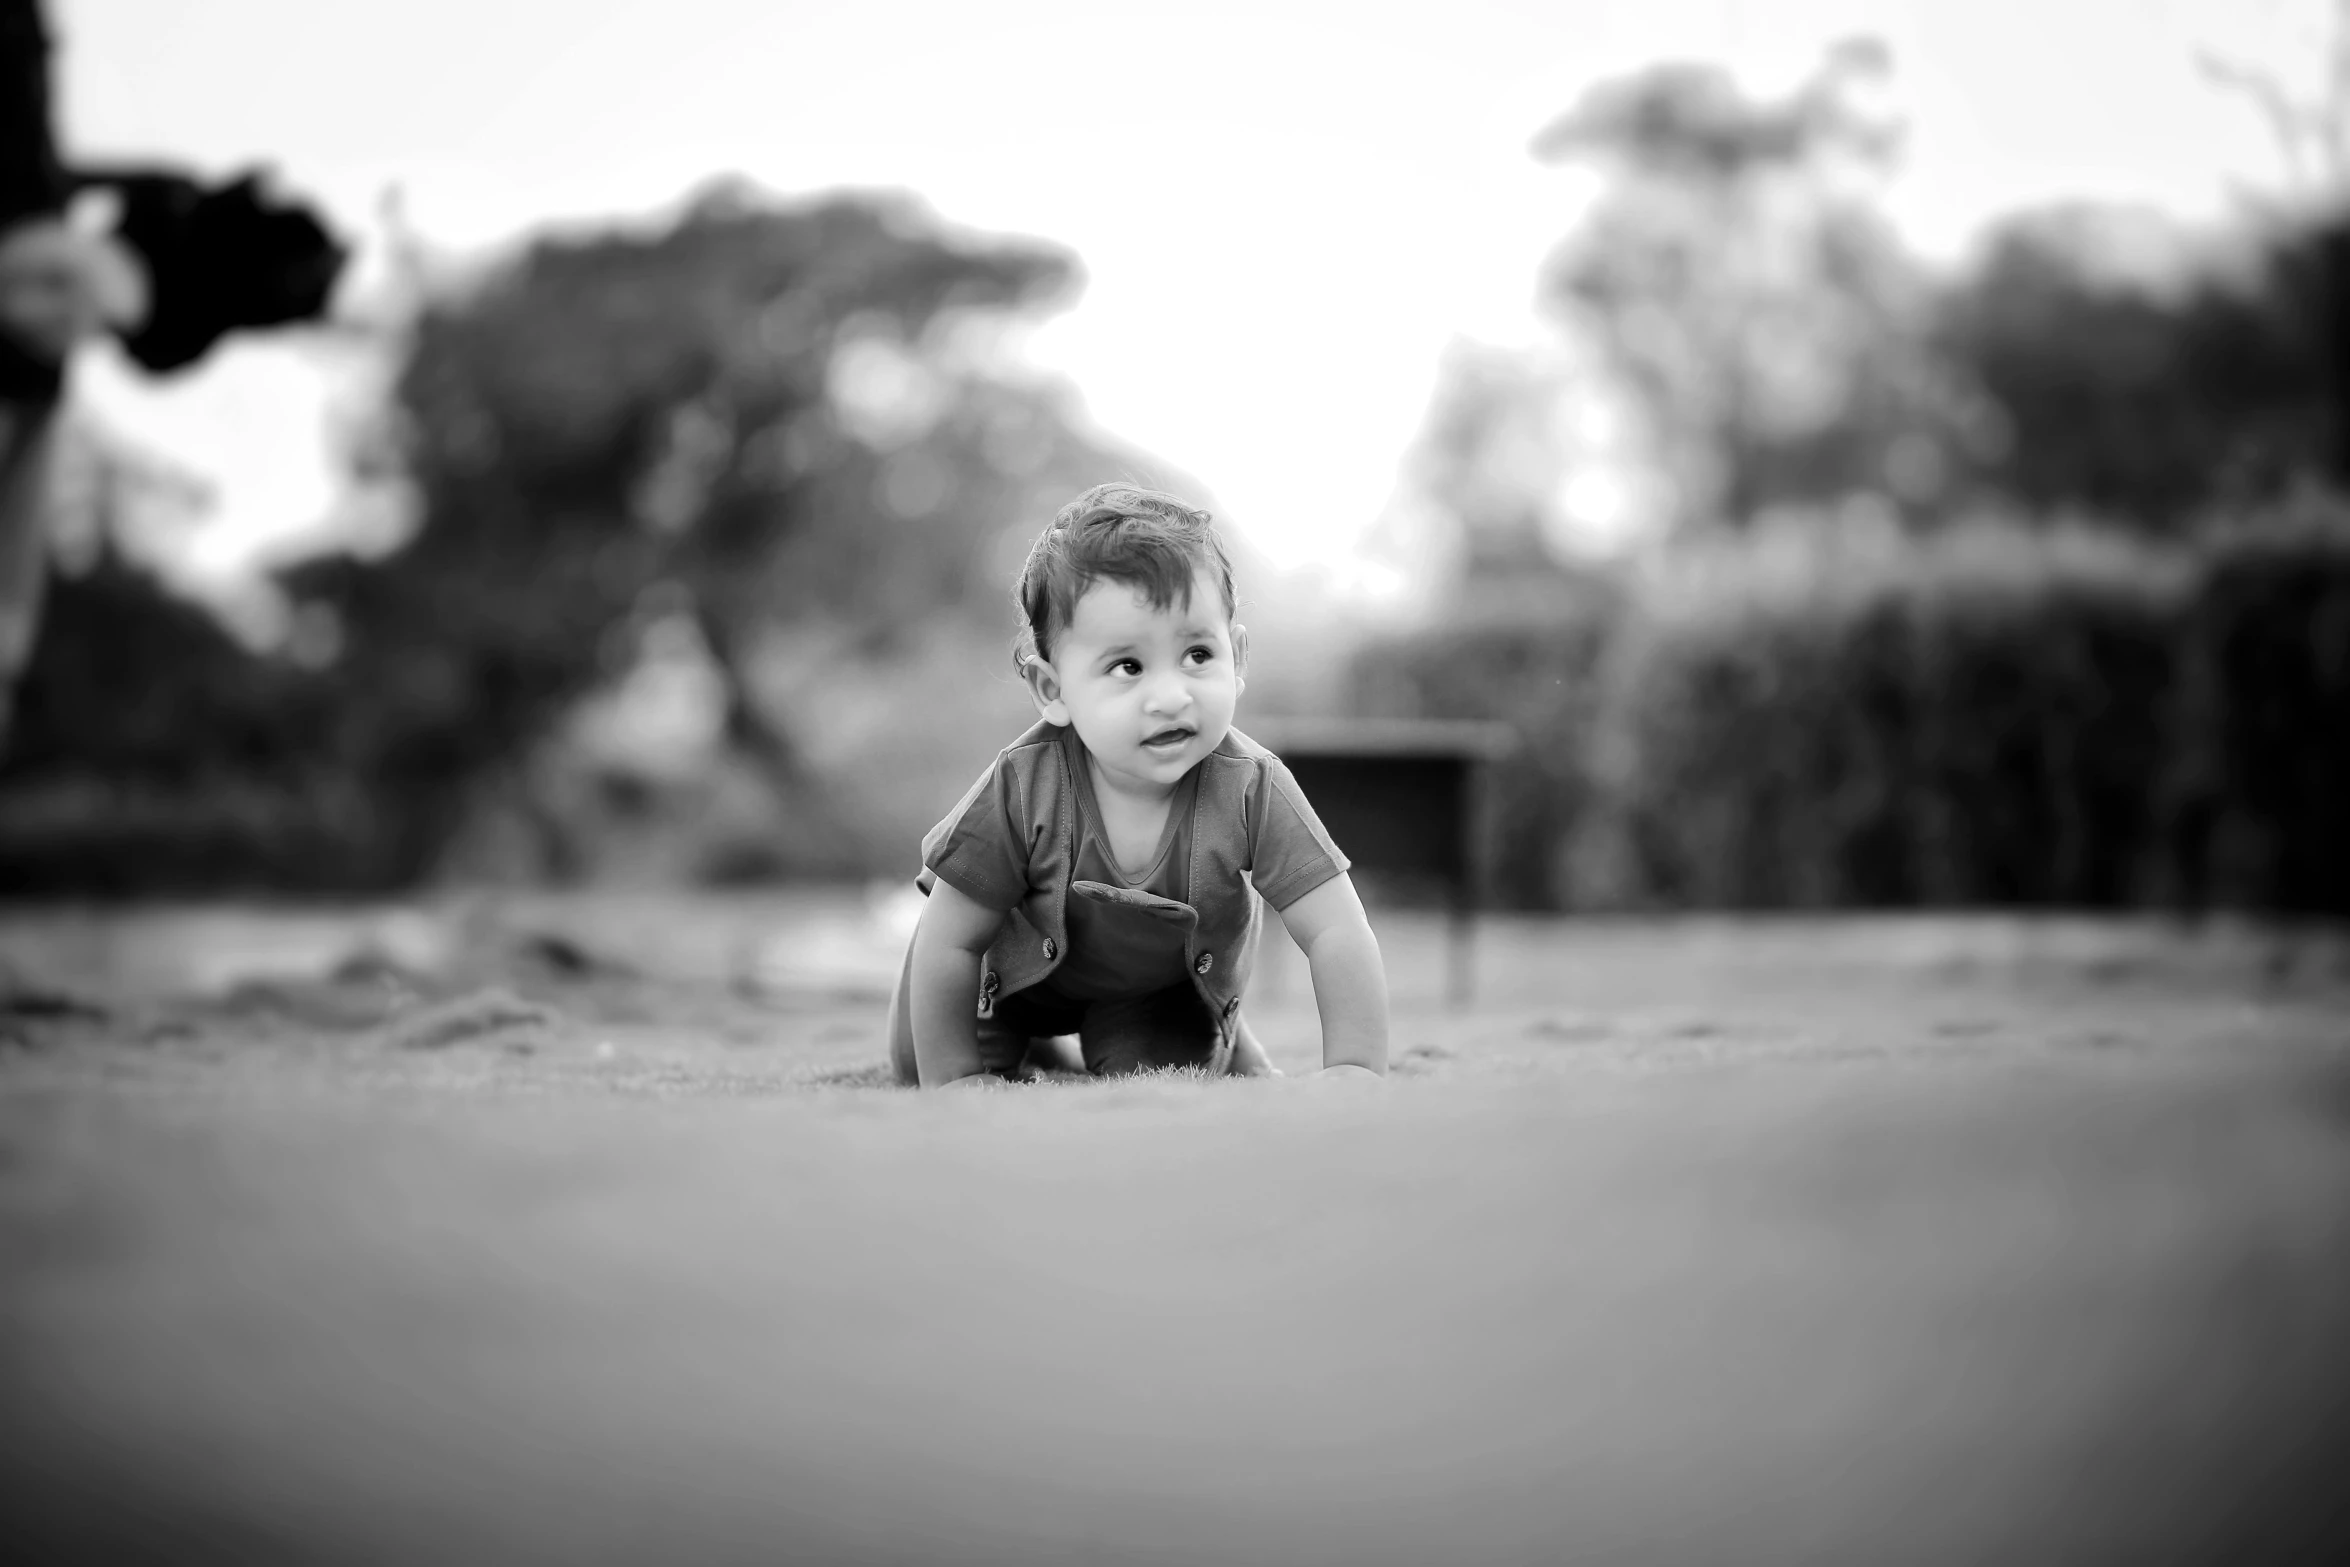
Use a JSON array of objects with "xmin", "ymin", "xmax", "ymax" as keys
[
  {"xmin": 916, "ymin": 751, "xmax": 1033, "ymax": 911},
  {"xmin": 1248, "ymin": 754, "xmax": 1351, "ymax": 911}
]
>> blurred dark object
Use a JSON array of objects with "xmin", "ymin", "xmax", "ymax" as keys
[
  {"xmin": 2328, "ymin": 220, "xmax": 2350, "ymax": 480},
  {"xmin": 0, "ymin": 307, "xmax": 60, "ymax": 400},
  {"xmin": 1346, "ymin": 578, "xmax": 1624, "ymax": 911},
  {"xmin": 0, "ymin": 0, "xmax": 63, "ymax": 402},
  {"xmin": 0, "ymin": 0, "xmax": 62, "ymax": 230},
  {"xmin": 1250, "ymin": 717, "xmax": 1515, "ymax": 1001},
  {"xmin": 75, "ymin": 166, "xmax": 347, "ymax": 373},
  {"xmin": 0, "ymin": 981, "xmax": 103, "ymax": 1019},
  {"xmin": 0, "ymin": 0, "xmax": 65, "ymax": 664},
  {"xmin": 0, "ymin": 398, "xmax": 57, "ymax": 750},
  {"xmin": 3, "ymin": 2, "xmax": 347, "ymax": 378}
]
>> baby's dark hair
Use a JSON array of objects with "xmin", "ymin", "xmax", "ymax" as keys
[{"xmin": 1012, "ymin": 482, "xmax": 1238, "ymax": 674}]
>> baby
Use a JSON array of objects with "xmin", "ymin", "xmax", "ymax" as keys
[{"xmin": 888, "ymin": 482, "xmax": 1390, "ymax": 1087}]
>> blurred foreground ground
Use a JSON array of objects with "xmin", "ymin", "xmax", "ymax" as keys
[{"xmin": 3, "ymin": 892, "xmax": 2348, "ymax": 1564}]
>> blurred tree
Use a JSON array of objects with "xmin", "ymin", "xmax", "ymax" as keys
[
  {"xmin": 2, "ymin": 185, "xmax": 1160, "ymax": 889},
  {"xmin": 2197, "ymin": 0, "xmax": 2350, "ymax": 207},
  {"xmin": 279, "ymin": 184, "xmax": 1123, "ymax": 883},
  {"xmin": 1935, "ymin": 0, "xmax": 2349, "ymax": 528},
  {"xmin": 1529, "ymin": 40, "xmax": 1995, "ymax": 535},
  {"xmin": 1382, "ymin": 341, "xmax": 1581, "ymax": 589},
  {"xmin": 279, "ymin": 185, "xmax": 1135, "ymax": 883},
  {"xmin": 1932, "ymin": 204, "xmax": 2343, "ymax": 529}
]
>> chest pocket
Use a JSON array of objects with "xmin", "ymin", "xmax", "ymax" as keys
[
  {"xmin": 1046, "ymin": 881, "xmax": 1201, "ymax": 1001},
  {"xmin": 1069, "ymin": 881, "xmax": 1199, "ymax": 928}
]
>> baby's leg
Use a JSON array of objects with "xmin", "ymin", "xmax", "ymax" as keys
[
  {"xmin": 1078, "ymin": 986, "xmax": 1222, "ymax": 1077},
  {"xmin": 886, "ymin": 939, "xmax": 920, "ymax": 1085},
  {"xmin": 1021, "ymin": 1035, "xmax": 1086, "ymax": 1075}
]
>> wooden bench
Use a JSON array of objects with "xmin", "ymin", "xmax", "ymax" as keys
[{"xmin": 1248, "ymin": 717, "xmax": 1516, "ymax": 1003}]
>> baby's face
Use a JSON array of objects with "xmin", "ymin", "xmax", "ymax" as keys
[{"xmin": 1036, "ymin": 564, "xmax": 1243, "ymax": 797}]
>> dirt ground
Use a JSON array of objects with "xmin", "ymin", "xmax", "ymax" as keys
[{"xmin": 3, "ymin": 891, "xmax": 2348, "ymax": 1565}]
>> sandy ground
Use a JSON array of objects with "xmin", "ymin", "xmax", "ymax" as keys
[{"xmin": 3, "ymin": 892, "xmax": 2348, "ymax": 1565}]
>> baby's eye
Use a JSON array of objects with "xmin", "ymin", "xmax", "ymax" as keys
[
  {"xmin": 1110, "ymin": 658, "xmax": 1143, "ymax": 677},
  {"xmin": 1184, "ymin": 645, "xmax": 1216, "ymax": 666}
]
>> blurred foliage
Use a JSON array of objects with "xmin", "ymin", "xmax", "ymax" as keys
[
  {"xmin": 281, "ymin": 182, "xmax": 1130, "ymax": 884},
  {"xmin": 1406, "ymin": 41, "xmax": 2346, "ymax": 568},
  {"xmin": 1578, "ymin": 516, "xmax": 2191, "ymax": 909},
  {"xmin": 1347, "ymin": 489, "xmax": 2350, "ymax": 915},
  {"xmin": 0, "ymin": 550, "xmax": 360, "ymax": 891},
  {"xmin": 1935, "ymin": 210, "xmax": 2344, "ymax": 529},
  {"xmin": 1529, "ymin": 41, "xmax": 2001, "ymax": 536},
  {"xmin": 10, "ymin": 41, "xmax": 2346, "ymax": 913},
  {"xmin": 1, "ymin": 185, "xmax": 1166, "ymax": 890},
  {"xmin": 1345, "ymin": 41, "xmax": 2350, "ymax": 917}
]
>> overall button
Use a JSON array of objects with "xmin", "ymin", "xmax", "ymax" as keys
[
  {"xmin": 1222, "ymin": 997, "xmax": 1239, "ymax": 1019},
  {"xmin": 1194, "ymin": 952, "xmax": 1214, "ymax": 975},
  {"xmin": 1042, "ymin": 938, "xmax": 1057, "ymax": 961}
]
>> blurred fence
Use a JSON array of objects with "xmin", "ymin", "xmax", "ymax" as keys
[{"xmin": 1347, "ymin": 490, "xmax": 2350, "ymax": 916}]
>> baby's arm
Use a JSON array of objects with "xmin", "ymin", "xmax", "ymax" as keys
[
  {"xmin": 908, "ymin": 878, "xmax": 1008, "ymax": 1088},
  {"xmin": 1275, "ymin": 873, "xmax": 1390, "ymax": 1077}
]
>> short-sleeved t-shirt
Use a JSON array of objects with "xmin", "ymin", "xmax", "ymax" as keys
[{"xmin": 922, "ymin": 724, "xmax": 1348, "ymax": 1001}]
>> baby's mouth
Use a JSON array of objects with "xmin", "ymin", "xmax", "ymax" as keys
[{"xmin": 1142, "ymin": 726, "xmax": 1195, "ymax": 750}]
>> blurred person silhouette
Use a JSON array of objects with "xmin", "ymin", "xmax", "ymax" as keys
[
  {"xmin": 0, "ymin": 0, "xmax": 82, "ymax": 749},
  {"xmin": 887, "ymin": 483, "xmax": 1391, "ymax": 1088},
  {"xmin": 0, "ymin": 211, "xmax": 145, "ymax": 750},
  {"xmin": 0, "ymin": 0, "xmax": 343, "ymax": 752}
]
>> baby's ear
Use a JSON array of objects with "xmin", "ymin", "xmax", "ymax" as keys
[
  {"xmin": 1022, "ymin": 655, "xmax": 1072, "ymax": 726},
  {"xmin": 1232, "ymin": 623, "xmax": 1250, "ymax": 691}
]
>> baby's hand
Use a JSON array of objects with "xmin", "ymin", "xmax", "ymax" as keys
[{"xmin": 1303, "ymin": 1064, "xmax": 1384, "ymax": 1084}]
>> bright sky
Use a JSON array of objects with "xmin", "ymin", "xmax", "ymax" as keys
[{"xmin": 48, "ymin": 0, "xmax": 2325, "ymax": 579}]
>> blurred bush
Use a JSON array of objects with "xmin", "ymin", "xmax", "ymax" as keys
[
  {"xmin": 2174, "ymin": 491, "xmax": 2350, "ymax": 913},
  {"xmin": 1345, "ymin": 490, "xmax": 2350, "ymax": 916},
  {"xmin": 0, "ymin": 552, "xmax": 362, "ymax": 892},
  {"xmin": 1583, "ymin": 514, "xmax": 2189, "ymax": 909}
]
